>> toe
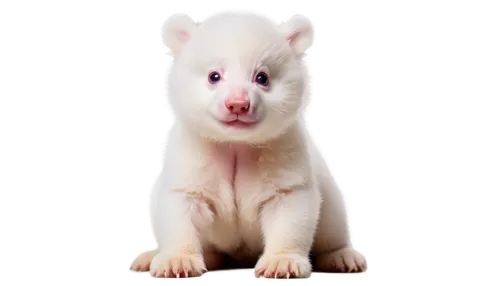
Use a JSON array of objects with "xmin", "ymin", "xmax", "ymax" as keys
[
  {"xmin": 290, "ymin": 263, "xmax": 299, "ymax": 278},
  {"xmin": 263, "ymin": 259, "xmax": 279, "ymax": 278},
  {"xmin": 332, "ymin": 253, "xmax": 345, "ymax": 272},
  {"xmin": 171, "ymin": 259, "xmax": 182, "ymax": 278},
  {"xmin": 344, "ymin": 254, "xmax": 357, "ymax": 272},
  {"xmin": 181, "ymin": 257, "xmax": 192, "ymax": 278},
  {"xmin": 354, "ymin": 252, "xmax": 367, "ymax": 272},
  {"xmin": 255, "ymin": 268, "xmax": 265, "ymax": 278},
  {"xmin": 276, "ymin": 259, "xmax": 290, "ymax": 278}
]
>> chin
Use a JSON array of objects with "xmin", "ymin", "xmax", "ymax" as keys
[
  {"xmin": 215, "ymin": 121, "xmax": 263, "ymax": 143},
  {"xmin": 191, "ymin": 120, "xmax": 253, "ymax": 144}
]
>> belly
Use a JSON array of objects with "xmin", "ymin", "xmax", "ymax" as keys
[{"xmin": 196, "ymin": 143, "xmax": 267, "ymax": 259}]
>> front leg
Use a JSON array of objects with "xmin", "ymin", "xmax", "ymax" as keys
[
  {"xmin": 255, "ymin": 187, "xmax": 320, "ymax": 279},
  {"xmin": 149, "ymin": 190, "xmax": 207, "ymax": 278}
]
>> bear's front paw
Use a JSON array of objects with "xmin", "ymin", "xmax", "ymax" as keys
[
  {"xmin": 254, "ymin": 252, "xmax": 311, "ymax": 278},
  {"xmin": 150, "ymin": 252, "xmax": 207, "ymax": 278}
]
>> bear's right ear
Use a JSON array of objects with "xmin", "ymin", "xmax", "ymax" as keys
[{"xmin": 161, "ymin": 14, "xmax": 198, "ymax": 57}]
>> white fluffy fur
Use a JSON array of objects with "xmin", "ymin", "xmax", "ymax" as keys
[{"xmin": 130, "ymin": 12, "xmax": 367, "ymax": 279}]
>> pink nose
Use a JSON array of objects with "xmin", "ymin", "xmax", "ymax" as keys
[
  {"xmin": 225, "ymin": 90, "xmax": 250, "ymax": 114},
  {"xmin": 225, "ymin": 98, "xmax": 250, "ymax": 114}
]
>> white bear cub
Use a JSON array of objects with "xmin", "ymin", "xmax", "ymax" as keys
[{"xmin": 130, "ymin": 12, "xmax": 367, "ymax": 278}]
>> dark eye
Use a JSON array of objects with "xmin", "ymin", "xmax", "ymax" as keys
[
  {"xmin": 208, "ymin": 72, "xmax": 221, "ymax": 84},
  {"xmin": 255, "ymin": 72, "xmax": 269, "ymax": 86}
]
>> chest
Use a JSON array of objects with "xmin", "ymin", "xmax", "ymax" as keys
[
  {"xmin": 204, "ymin": 144, "xmax": 275, "ymax": 214},
  {"xmin": 192, "ymin": 141, "xmax": 307, "ymax": 212}
]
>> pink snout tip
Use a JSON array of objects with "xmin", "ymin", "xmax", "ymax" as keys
[{"xmin": 225, "ymin": 98, "xmax": 250, "ymax": 114}]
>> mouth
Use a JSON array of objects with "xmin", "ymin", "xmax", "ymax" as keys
[{"xmin": 219, "ymin": 117, "xmax": 258, "ymax": 129}]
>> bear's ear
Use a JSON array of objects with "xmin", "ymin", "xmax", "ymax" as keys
[
  {"xmin": 280, "ymin": 14, "xmax": 314, "ymax": 56},
  {"xmin": 161, "ymin": 14, "xmax": 198, "ymax": 57}
]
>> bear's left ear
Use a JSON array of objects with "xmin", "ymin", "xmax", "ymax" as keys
[
  {"xmin": 280, "ymin": 14, "xmax": 314, "ymax": 56},
  {"xmin": 161, "ymin": 14, "xmax": 198, "ymax": 57}
]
